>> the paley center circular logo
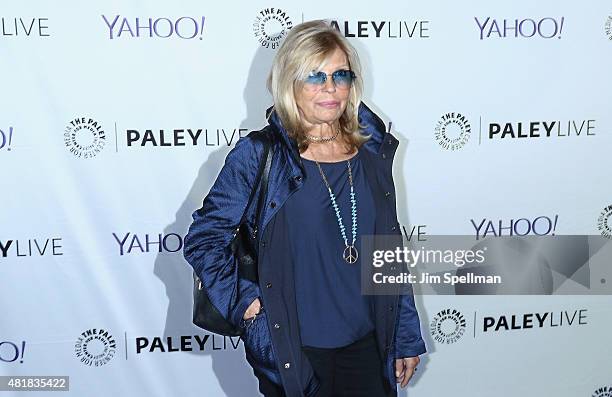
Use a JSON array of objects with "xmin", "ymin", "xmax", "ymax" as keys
[
  {"xmin": 253, "ymin": 8, "xmax": 293, "ymax": 49},
  {"xmin": 74, "ymin": 328, "xmax": 116, "ymax": 366},
  {"xmin": 597, "ymin": 205, "xmax": 612, "ymax": 238},
  {"xmin": 434, "ymin": 112, "xmax": 471, "ymax": 150},
  {"xmin": 64, "ymin": 117, "xmax": 106, "ymax": 158},
  {"xmin": 430, "ymin": 308, "xmax": 466, "ymax": 344},
  {"xmin": 592, "ymin": 385, "xmax": 612, "ymax": 397}
]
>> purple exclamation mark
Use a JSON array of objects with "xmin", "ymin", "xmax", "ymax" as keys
[
  {"xmin": 8, "ymin": 126, "xmax": 13, "ymax": 151},
  {"xmin": 0, "ymin": 126, "xmax": 12, "ymax": 151},
  {"xmin": 200, "ymin": 16, "xmax": 205, "ymax": 40},
  {"xmin": 20, "ymin": 341, "xmax": 25, "ymax": 363},
  {"xmin": 558, "ymin": 17, "xmax": 564, "ymax": 39}
]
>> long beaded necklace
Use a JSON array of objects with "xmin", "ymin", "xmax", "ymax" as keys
[{"xmin": 311, "ymin": 151, "xmax": 359, "ymax": 264}]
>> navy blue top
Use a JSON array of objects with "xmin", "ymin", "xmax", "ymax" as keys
[{"xmin": 284, "ymin": 146, "xmax": 376, "ymax": 348}]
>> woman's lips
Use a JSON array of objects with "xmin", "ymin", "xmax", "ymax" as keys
[{"xmin": 317, "ymin": 101, "xmax": 340, "ymax": 109}]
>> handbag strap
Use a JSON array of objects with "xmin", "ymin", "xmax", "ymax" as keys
[
  {"xmin": 236, "ymin": 129, "xmax": 274, "ymax": 283},
  {"xmin": 252, "ymin": 129, "xmax": 274, "ymax": 240},
  {"xmin": 193, "ymin": 130, "xmax": 272, "ymax": 284},
  {"xmin": 236, "ymin": 128, "xmax": 273, "ymax": 229}
]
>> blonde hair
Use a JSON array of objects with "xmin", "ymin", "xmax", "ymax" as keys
[{"xmin": 266, "ymin": 19, "xmax": 370, "ymax": 154}]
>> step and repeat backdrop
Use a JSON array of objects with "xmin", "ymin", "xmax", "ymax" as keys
[{"xmin": 1, "ymin": 1, "xmax": 611, "ymax": 396}]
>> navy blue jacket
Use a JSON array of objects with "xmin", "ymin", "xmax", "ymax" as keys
[{"xmin": 183, "ymin": 102, "xmax": 427, "ymax": 396}]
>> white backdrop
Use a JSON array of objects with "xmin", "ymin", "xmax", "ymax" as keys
[{"xmin": 1, "ymin": 1, "xmax": 611, "ymax": 396}]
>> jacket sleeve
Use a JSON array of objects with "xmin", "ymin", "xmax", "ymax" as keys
[
  {"xmin": 393, "ymin": 285, "xmax": 427, "ymax": 358},
  {"xmin": 183, "ymin": 135, "xmax": 264, "ymax": 328}
]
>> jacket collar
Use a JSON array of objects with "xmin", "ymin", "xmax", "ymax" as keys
[{"xmin": 265, "ymin": 101, "xmax": 398, "ymax": 173}]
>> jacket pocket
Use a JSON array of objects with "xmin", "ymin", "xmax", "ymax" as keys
[{"xmin": 240, "ymin": 308, "xmax": 278, "ymax": 372}]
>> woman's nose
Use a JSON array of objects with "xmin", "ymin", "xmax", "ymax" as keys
[{"xmin": 321, "ymin": 76, "xmax": 336, "ymax": 92}]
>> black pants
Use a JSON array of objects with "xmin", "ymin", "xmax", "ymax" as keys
[{"xmin": 257, "ymin": 331, "xmax": 395, "ymax": 397}]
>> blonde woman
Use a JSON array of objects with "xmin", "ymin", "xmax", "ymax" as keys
[{"xmin": 183, "ymin": 20, "xmax": 426, "ymax": 397}]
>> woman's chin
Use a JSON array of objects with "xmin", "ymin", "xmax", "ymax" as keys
[{"xmin": 313, "ymin": 110, "xmax": 344, "ymax": 124}]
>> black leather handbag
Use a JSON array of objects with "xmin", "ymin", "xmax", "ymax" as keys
[{"xmin": 192, "ymin": 129, "xmax": 274, "ymax": 336}]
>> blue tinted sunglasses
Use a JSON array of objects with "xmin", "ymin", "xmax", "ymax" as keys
[{"xmin": 303, "ymin": 69, "xmax": 356, "ymax": 89}]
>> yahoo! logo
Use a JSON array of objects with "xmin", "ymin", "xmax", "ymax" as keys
[
  {"xmin": 0, "ymin": 341, "xmax": 26, "ymax": 363},
  {"xmin": 475, "ymin": 17, "xmax": 565, "ymax": 40},
  {"xmin": 113, "ymin": 232, "xmax": 183, "ymax": 255},
  {"xmin": 102, "ymin": 15, "xmax": 206, "ymax": 40},
  {"xmin": 0, "ymin": 126, "xmax": 14, "ymax": 151},
  {"xmin": 471, "ymin": 215, "xmax": 559, "ymax": 240}
]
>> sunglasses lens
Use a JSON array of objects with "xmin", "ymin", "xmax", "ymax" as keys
[
  {"xmin": 305, "ymin": 71, "xmax": 327, "ymax": 85},
  {"xmin": 303, "ymin": 70, "xmax": 355, "ymax": 89},
  {"xmin": 332, "ymin": 70, "xmax": 354, "ymax": 88}
]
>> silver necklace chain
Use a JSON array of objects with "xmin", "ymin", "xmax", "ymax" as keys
[{"xmin": 305, "ymin": 128, "xmax": 340, "ymax": 143}]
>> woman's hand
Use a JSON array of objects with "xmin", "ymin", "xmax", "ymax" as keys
[
  {"xmin": 243, "ymin": 298, "xmax": 262, "ymax": 320},
  {"xmin": 395, "ymin": 356, "xmax": 420, "ymax": 388}
]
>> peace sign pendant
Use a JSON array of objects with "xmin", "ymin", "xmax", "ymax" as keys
[{"xmin": 343, "ymin": 245, "xmax": 359, "ymax": 264}]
